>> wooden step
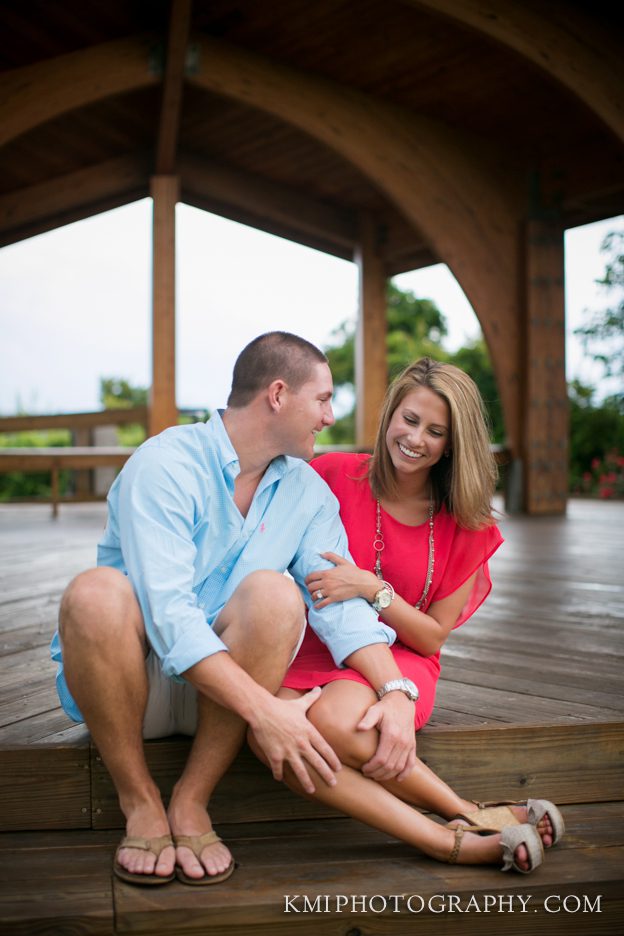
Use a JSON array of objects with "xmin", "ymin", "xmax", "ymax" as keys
[
  {"xmin": 0, "ymin": 804, "xmax": 621, "ymax": 936},
  {"xmin": 2, "ymin": 719, "xmax": 623, "ymax": 833}
]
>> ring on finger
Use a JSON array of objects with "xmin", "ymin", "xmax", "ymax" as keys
[{"xmin": 316, "ymin": 589, "xmax": 324, "ymax": 600}]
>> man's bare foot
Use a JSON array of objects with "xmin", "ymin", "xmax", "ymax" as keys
[
  {"xmin": 116, "ymin": 799, "xmax": 175, "ymax": 879},
  {"xmin": 168, "ymin": 799, "xmax": 233, "ymax": 880}
]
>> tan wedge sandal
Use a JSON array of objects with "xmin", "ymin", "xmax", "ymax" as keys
[
  {"xmin": 448, "ymin": 822, "xmax": 544, "ymax": 874},
  {"xmin": 454, "ymin": 799, "xmax": 565, "ymax": 846}
]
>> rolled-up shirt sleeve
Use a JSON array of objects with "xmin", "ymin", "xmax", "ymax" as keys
[
  {"xmin": 288, "ymin": 479, "xmax": 396, "ymax": 666},
  {"xmin": 115, "ymin": 448, "xmax": 228, "ymax": 677}
]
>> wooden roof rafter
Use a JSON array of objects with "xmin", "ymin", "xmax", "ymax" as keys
[
  {"xmin": 406, "ymin": 0, "xmax": 624, "ymax": 144},
  {"xmin": 155, "ymin": 0, "xmax": 193, "ymax": 175}
]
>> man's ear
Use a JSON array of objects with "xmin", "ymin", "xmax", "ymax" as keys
[{"xmin": 267, "ymin": 379, "xmax": 288, "ymax": 412}]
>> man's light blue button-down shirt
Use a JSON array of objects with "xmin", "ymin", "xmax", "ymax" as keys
[{"xmin": 51, "ymin": 410, "xmax": 395, "ymax": 722}]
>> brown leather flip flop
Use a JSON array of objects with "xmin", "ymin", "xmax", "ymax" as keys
[
  {"xmin": 174, "ymin": 830, "xmax": 236, "ymax": 885},
  {"xmin": 113, "ymin": 834, "xmax": 175, "ymax": 885}
]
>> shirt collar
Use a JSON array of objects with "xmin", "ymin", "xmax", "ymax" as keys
[{"xmin": 207, "ymin": 409, "xmax": 290, "ymax": 490}]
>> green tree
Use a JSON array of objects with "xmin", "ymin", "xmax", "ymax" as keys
[
  {"xmin": 320, "ymin": 281, "xmax": 505, "ymax": 446},
  {"xmin": 100, "ymin": 377, "xmax": 148, "ymax": 409},
  {"xmin": 447, "ymin": 338, "xmax": 505, "ymax": 443},
  {"xmin": 574, "ymin": 230, "xmax": 623, "ymax": 395}
]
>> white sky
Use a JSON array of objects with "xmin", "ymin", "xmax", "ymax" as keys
[{"xmin": 0, "ymin": 201, "xmax": 622, "ymax": 415}]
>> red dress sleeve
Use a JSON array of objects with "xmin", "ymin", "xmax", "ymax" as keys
[{"xmin": 432, "ymin": 521, "xmax": 503, "ymax": 628}]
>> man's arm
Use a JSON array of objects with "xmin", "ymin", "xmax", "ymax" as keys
[
  {"xmin": 182, "ymin": 652, "xmax": 341, "ymax": 793},
  {"xmin": 288, "ymin": 473, "xmax": 417, "ymax": 778}
]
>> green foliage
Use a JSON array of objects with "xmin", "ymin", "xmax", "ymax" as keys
[
  {"xmin": 321, "ymin": 281, "xmax": 503, "ymax": 447},
  {"xmin": 99, "ymin": 377, "xmax": 147, "ymax": 445},
  {"xmin": 574, "ymin": 230, "xmax": 624, "ymax": 393},
  {"xmin": 568, "ymin": 381, "xmax": 624, "ymax": 494},
  {"xmin": 447, "ymin": 338, "xmax": 505, "ymax": 444},
  {"xmin": 100, "ymin": 377, "xmax": 148, "ymax": 409},
  {"xmin": 0, "ymin": 429, "xmax": 72, "ymax": 500}
]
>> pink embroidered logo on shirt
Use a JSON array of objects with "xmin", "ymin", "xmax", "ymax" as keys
[{"xmin": 260, "ymin": 523, "xmax": 266, "ymax": 533}]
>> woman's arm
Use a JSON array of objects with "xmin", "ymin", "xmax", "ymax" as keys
[{"xmin": 305, "ymin": 552, "xmax": 476, "ymax": 656}]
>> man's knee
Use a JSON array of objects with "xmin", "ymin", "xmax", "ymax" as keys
[
  {"xmin": 218, "ymin": 570, "xmax": 304, "ymax": 651},
  {"xmin": 239, "ymin": 570, "xmax": 304, "ymax": 624},
  {"xmin": 59, "ymin": 567, "xmax": 137, "ymax": 643}
]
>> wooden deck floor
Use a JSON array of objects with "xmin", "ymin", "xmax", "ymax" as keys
[
  {"xmin": 1, "ymin": 498, "xmax": 622, "ymax": 745},
  {"xmin": 1, "ymin": 499, "xmax": 623, "ymax": 934}
]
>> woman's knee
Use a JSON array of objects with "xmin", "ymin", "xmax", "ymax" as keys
[
  {"xmin": 59, "ymin": 567, "xmax": 139, "ymax": 643},
  {"xmin": 307, "ymin": 684, "xmax": 377, "ymax": 765}
]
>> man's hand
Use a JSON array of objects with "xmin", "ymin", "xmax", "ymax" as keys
[
  {"xmin": 305, "ymin": 553, "xmax": 379, "ymax": 608},
  {"xmin": 249, "ymin": 687, "xmax": 341, "ymax": 794},
  {"xmin": 358, "ymin": 691, "xmax": 417, "ymax": 781}
]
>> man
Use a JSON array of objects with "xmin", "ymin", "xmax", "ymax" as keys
[{"xmin": 51, "ymin": 332, "xmax": 416, "ymax": 886}]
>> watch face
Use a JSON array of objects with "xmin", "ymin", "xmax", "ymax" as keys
[{"xmin": 377, "ymin": 588, "xmax": 392, "ymax": 609}]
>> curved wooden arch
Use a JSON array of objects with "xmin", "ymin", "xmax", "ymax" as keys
[
  {"xmin": 0, "ymin": 36, "xmax": 158, "ymax": 149},
  {"xmin": 407, "ymin": 0, "xmax": 624, "ymax": 144},
  {"xmin": 0, "ymin": 32, "xmax": 526, "ymax": 451},
  {"xmin": 190, "ymin": 36, "xmax": 524, "ymax": 451}
]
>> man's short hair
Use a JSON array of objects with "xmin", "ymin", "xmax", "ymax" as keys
[{"xmin": 227, "ymin": 332, "xmax": 328, "ymax": 407}]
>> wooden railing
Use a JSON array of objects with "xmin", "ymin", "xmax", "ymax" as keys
[
  {"xmin": 0, "ymin": 410, "xmax": 510, "ymax": 517},
  {"xmin": 0, "ymin": 408, "xmax": 148, "ymax": 517}
]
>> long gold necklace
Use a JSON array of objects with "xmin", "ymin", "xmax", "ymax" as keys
[{"xmin": 374, "ymin": 495, "xmax": 435, "ymax": 610}]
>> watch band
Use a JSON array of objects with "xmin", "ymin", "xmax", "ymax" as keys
[{"xmin": 376, "ymin": 678, "xmax": 419, "ymax": 702}]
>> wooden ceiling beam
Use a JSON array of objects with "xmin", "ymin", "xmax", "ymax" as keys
[
  {"xmin": 179, "ymin": 152, "xmax": 357, "ymax": 254},
  {"xmin": 0, "ymin": 154, "xmax": 150, "ymax": 246},
  {"xmin": 406, "ymin": 0, "xmax": 624, "ymax": 144},
  {"xmin": 155, "ymin": 0, "xmax": 193, "ymax": 174},
  {"xmin": 0, "ymin": 36, "xmax": 158, "ymax": 148}
]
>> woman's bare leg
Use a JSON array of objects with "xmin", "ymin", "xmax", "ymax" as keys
[{"xmin": 301, "ymin": 681, "xmax": 553, "ymax": 846}]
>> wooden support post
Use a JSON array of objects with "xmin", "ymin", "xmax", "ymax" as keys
[
  {"xmin": 354, "ymin": 215, "xmax": 387, "ymax": 448},
  {"xmin": 523, "ymin": 220, "xmax": 568, "ymax": 514},
  {"xmin": 149, "ymin": 175, "xmax": 179, "ymax": 437}
]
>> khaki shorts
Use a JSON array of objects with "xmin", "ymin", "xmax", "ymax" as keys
[{"xmin": 142, "ymin": 617, "xmax": 307, "ymax": 740}]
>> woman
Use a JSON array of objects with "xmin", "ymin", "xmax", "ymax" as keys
[{"xmin": 253, "ymin": 358, "xmax": 564, "ymax": 873}]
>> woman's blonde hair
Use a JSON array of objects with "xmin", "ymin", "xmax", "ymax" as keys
[{"xmin": 368, "ymin": 358, "xmax": 498, "ymax": 529}]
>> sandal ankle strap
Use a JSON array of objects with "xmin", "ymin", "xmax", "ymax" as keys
[{"xmin": 448, "ymin": 826, "xmax": 464, "ymax": 864}]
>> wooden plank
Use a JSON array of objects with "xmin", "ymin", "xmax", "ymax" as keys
[
  {"xmin": 0, "ymin": 407, "xmax": 147, "ymax": 432},
  {"xmin": 0, "ymin": 830, "xmax": 115, "ymax": 935},
  {"xmin": 114, "ymin": 827, "xmax": 623, "ymax": 935},
  {"xmin": 355, "ymin": 212, "xmax": 388, "ymax": 447},
  {"xmin": 149, "ymin": 175, "xmax": 179, "ymax": 437},
  {"xmin": 0, "ymin": 447, "xmax": 135, "ymax": 471},
  {"xmin": 417, "ymin": 722, "xmax": 624, "ymax": 806},
  {"xmin": 2, "ymin": 811, "xmax": 621, "ymax": 936},
  {"xmin": 0, "ymin": 745, "xmax": 91, "ymax": 831}
]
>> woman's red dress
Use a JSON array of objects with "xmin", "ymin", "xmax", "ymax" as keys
[{"xmin": 283, "ymin": 452, "xmax": 503, "ymax": 728}]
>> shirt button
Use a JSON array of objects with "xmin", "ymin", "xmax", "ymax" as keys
[{"xmin": 221, "ymin": 566, "xmax": 227, "ymax": 574}]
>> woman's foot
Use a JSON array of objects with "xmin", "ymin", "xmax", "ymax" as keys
[
  {"xmin": 444, "ymin": 821, "xmax": 541, "ymax": 873},
  {"xmin": 452, "ymin": 798, "xmax": 558, "ymax": 848}
]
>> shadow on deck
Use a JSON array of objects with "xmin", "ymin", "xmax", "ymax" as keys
[{"xmin": 0, "ymin": 500, "xmax": 623, "ymax": 934}]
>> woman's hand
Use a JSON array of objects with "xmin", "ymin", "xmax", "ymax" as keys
[{"xmin": 305, "ymin": 552, "xmax": 379, "ymax": 609}]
